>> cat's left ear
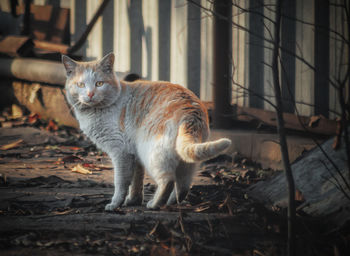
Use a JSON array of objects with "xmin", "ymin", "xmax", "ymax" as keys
[{"xmin": 99, "ymin": 52, "xmax": 114, "ymax": 73}]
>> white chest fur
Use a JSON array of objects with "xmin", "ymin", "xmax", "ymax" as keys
[{"xmin": 75, "ymin": 105, "xmax": 126, "ymax": 155}]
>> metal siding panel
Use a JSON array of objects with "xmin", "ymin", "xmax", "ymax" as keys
[
  {"xmin": 200, "ymin": 0, "xmax": 213, "ymax": 101},
  {"xmin": 114, "ymin": 0, "xmax": 130, "ymax": 73},
  {"xmin": 295, "ymin": 0, "xmax": 314, "ymax": 116},
  {"xmin": 170, "ymin": 0, "xmax": 188, "ymax": 88}
]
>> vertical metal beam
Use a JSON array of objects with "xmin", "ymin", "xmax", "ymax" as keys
[
  {"xmin": 314, "ymin": 0, "xmax": 330, "ymax": 117},
  {"xmin": 213, "ymin": 0, "xmax": 232, "ymax": 129},
  {"xmin": 22, "ymin": 0, "xmax": 31, "ymax": 36},
  {"xmin": 248, "ymin": 0, "xmax": 264, "ymax": 109},
  {"xmin": 281, "ymin": 0, "xmax": 296, "ymax": 113},
  {"xmin": 158, "ymin": 0, "xmax": 171, "ymax": 81},
  {"xmin": 187, "ymin": 0, "xmax": 201, "ymax": 97},
  {"xmin": 128, "ymin": 0, "xmax": 144, "ymax": 76},
  {"xmin": 102, "ymin": 0, "xmax": 114, "ymax": 55}
]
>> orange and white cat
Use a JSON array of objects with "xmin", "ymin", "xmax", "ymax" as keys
[{"xmin": 62, "ymin": 53, "xmax": 231, "ymax": 210}]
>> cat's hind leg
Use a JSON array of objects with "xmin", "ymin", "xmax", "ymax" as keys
[
  {"xmin": 146, "ymin": 171, "xmax": 174, "ymax": 209},
  {"xmin": 124, "ymin": 162, "xmax": 144, "ymax": 206},
  {"xmin": 167, "ymin": 161, "xmax": 195, "ymax": 205}
]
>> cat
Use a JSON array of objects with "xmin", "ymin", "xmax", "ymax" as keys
[{"xmin": 62, "ymin": 53, "xmax": 231, "ymax": 210}]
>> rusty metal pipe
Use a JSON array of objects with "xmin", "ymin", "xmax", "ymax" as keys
[{"xmin": 67, "ymin": 0, "xmax": 111, "ymax": 54}]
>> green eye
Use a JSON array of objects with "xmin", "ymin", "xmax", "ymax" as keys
[
  {"xmin": 96, "ymin": 81, "xmax": 104, "ymax": 87},
  {"xmin": 77, "ymin": 82, "xmax": 85, "ymax": 88}
]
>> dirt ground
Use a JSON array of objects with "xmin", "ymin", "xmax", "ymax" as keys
[{"xmin": 0, "ymin": 116, "xmax": 349, "ymax": 255}]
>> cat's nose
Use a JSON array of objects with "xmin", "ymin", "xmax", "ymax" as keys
[{"xmin": 87, "ymin": 91, "xmax": 95, "ymax": 99}]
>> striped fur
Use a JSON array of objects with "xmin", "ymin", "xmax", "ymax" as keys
[{"xmin": 62, "ymin": 53, "xmax": 231, "ymax": 210}]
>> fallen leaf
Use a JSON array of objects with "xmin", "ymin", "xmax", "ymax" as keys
[
  {"xmin": 82, "ymin": 163, "xmax": 96, "ymax": 168},
  {"xmin": 332, "ymin": 118, "xmax": 342, "ymax": 150},
  {"xmin": 295, "ymin": 189, "xmax": 305, "ymax": 202},
  {"xmin": 28, "ymin": 113, "xmax": 40, "ymax": 125},
  {"xmin": 0, "ymin": 139, "xmax": 24, "ymax": 150},
  {"xmin": 71, "ymin": 164, "xmax": 92, "ymax": 175},
  {"xmin": 11, "ymin": 104, "xmax": 23, "ymax": 118},
  {"xmin": 308, "ymin": 115, "xmax": 321, "ymax": 127},
  {"xmin": 194, "ymin": 205, "xmax": 211, "ymax": 212},
  {"xmin": 46, "ymin": 120, "xmax": 58, "ymax": 132},
  {"xmin": 69, "ymin": 146, "xmax": 82, "ymax": 151}
]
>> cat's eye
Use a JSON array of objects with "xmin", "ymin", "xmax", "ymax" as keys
[
  {"xmin": 77, "ymin": 82, "xmax": 85, "ymax": 88},
  {"xmin": 96, "ymin": 81, "xmax": 104, "ymax": 87}
]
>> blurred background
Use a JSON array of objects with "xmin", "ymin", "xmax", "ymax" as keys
[{"xmin": 0, "ymin": 0, "xmax": 347, "ymax": 120}]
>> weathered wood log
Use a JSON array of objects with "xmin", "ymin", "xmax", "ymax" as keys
[
  {"xmin": 0, "ymin": 57, "xmax": 66, "ymax": 85},
  {"xmin": 12, "ymin": 81, "xmax": 78, "ymax": 128},
  {"xmin": 248, "ymin": 136, "xmax": 350, "ymax": 230}
]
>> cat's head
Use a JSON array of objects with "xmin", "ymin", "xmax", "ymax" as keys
[{"xmin": 62, "ymin": 53, "xmax": 120, "ymax": 109}]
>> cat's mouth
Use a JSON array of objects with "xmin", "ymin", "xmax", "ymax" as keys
[
  {"xmin": 78, "ymin": 98, "xmax": 106, "ymax": 108},
  {"xmin": 78, "ymin": 95, "xmax": 99, "ymax": 105}
]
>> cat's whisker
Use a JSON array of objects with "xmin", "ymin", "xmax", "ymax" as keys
[{"xmin": 69, "ymin": 101, "xmax": 81, "ymax": 112}]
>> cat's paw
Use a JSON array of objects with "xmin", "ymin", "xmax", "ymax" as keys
[
  {"xmin": 146, "ymin": 200, "xmax": 160, "ymax": 210},
  {"xmin": 105, "ymin": 203, "xmax": 118, "ymax": 211},
  {"xmin": 124, "ymin": 195, "xmax": 143, "ymax": 206}
]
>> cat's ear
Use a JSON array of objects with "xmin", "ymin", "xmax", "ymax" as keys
[
  {"xmin": 99, "ymin": 52, "xmax": 114, "ymax": 73},
  {"xmin": 62, "ymin": 55, "xmax": 77, "ymax": 76}
]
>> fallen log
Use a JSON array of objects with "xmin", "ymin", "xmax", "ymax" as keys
[
  {"xmin": 0, "ymin": 57, "xmax": 66, "ymax": 85},
  {"xmin": 11, "ymin": 81, "xmax": 78, "ymax": 128},
  {"xmin": 248, "ymin": 135, "xmax": 350, "ymax": 230}
]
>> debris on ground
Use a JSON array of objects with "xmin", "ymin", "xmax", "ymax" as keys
[{"xmin": 0, "ymin": 112, "xmax": 349, "ymax": 255}]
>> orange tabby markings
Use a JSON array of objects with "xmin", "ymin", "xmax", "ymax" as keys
[{"xmin": 119, "ymin": 107, "xmax": 126, "ymax": 132}]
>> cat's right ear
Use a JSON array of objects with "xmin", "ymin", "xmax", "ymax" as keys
[{"xmin": 62, "ymin": 55, "xmax": 77, "ymax": 76}]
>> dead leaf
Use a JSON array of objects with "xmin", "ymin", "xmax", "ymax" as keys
[
  {"xmin": 253, "ymin": 249, "xmax": 266, "ymax": 256},
  {"xmin": 295, "ymin": 189, "xmax": 305, "ymax": 202},
  {"xmin": 49, "ymin": 209, "xmax": 75, "ymax": 216},
  {"xmin": 46, "ymin": 120, "xmax": 59, "ymax": 132},
  {"xmin": 194, "ymin": 205, "xmax": 211, "ymax": 212},
  {"xmin": 332, "ymin": 118, "xmax": 342, "ymax": 150},
  {"xmin": 28, "ymin": 113, "xmax": 40, "ymax": 125},
  {"xmin": 69, "ymin": 146, "xmax": 82, "ymax": 151},
  {"xmin": 71, "ymin": 164, "xmax": 92, "ymax": 175},
  {"xmin": 0, "ymin": 139, "xmax": 24, "ymax": 150},
  {"xmin": 308, "ymin": 115, "xmax": 321, "ymax": 127},
  {"xmin": 11, "ymin": 104, "xmax": 23, "ymax": 118},
  {"xmin": 82, "ymin": 163, "xmax": 96, "ymax": 168}
]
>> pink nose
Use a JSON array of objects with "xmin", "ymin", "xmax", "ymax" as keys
[{"xmin": 88, "ymin": 91, "xmax": 95, "ymax": 99}]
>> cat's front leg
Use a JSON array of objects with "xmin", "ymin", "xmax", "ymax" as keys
[{"xmin": 105, "ymin": 153, "xmax": 135, "ymax": 211}]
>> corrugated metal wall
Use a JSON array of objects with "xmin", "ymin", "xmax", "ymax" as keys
[{"xmin": 35, "ymin": 0, "xmax": 348, "ymax": 118}]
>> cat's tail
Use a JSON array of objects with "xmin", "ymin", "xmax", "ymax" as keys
[{"xmin": 175, "ymin": 123, "xmax": 231, "ymax": 163}]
